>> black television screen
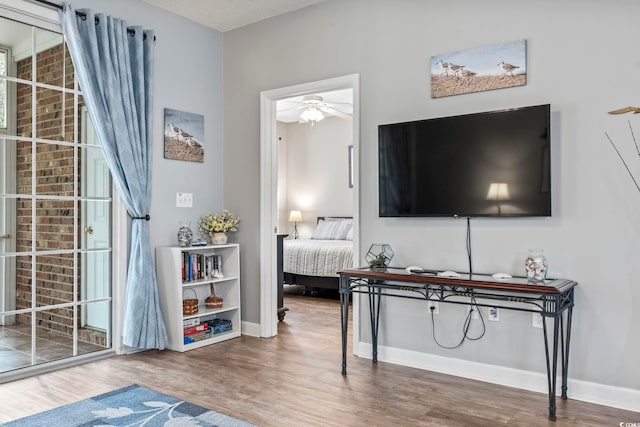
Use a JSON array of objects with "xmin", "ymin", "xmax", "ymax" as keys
[{"xmin": 378, "ymin": 104, "xmax": 551, "ymax": 217}]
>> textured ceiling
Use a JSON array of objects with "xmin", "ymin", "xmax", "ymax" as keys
[{"xmin": 142, "ymin": 0, "xmax": 328, "ymax": 32}]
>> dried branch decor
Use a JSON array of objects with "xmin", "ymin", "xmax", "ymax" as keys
[{"xmin": 604, "ymin": 120, "xmax": 640, "ymax": 194}]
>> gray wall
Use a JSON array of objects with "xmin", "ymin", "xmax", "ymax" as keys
[
  {"xmin": 224, "ymin": 0, "xmax": 640, "ymax": 389},
  {"xmin": 281, "ymin": 117, "xmax": 353, "ymax": 238},
  {"xmin": 74, "ymin": 0, "xmax": 225, "ymax": 250}
]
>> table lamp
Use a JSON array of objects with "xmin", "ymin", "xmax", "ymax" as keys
[{"xmin": 288, "ymin": 210, "xmax": 302, "ymax": 239}]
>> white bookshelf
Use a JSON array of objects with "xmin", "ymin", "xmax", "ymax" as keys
[{"xmin": 156, "ymin": 244, "xmax": 241, "ymax": 352}]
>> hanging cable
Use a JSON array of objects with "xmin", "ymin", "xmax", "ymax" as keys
[
  {"xmin": 429, "ymin": 296, "xmax": 486, "ymax": 349},
  {"xmin": 466, "ymin": 217, "xmax": 473, "ymax": 275}
]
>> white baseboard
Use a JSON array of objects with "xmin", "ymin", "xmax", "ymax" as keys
[
  {"xmin": 241, "ymin": 321, "xmax": 261, "ymax": 337},
  {"xmin": 356, "ymin": 342, "xmax": 640, "ymax": 413}
]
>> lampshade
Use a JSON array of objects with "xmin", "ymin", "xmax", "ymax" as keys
[
  {"xmin": 288, "ymin": 210, "xmax": 302, "ymax": 222},
  {"xmin": 300, "ymin": 105, "xmax": 324, "ymax": 124},
  {"xmin": 486, "ymin": 183, "xmax": 510, "ymax": 200}
]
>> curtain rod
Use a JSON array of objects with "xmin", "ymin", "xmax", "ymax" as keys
[{"xmin": 32, "ymin": 0, "xmax": 156, "ymax": 41}]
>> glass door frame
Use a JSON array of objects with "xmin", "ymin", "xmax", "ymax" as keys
[{"xmin": 0, "ymin": 0, "xmax": 128, "ymax": 382}]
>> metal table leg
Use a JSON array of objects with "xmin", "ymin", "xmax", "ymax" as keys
[
  {"xmin": 340, "ymin": 276, "xmax": 349, "ymax": 375},
  {"xmin": 542, "ymin": 295, "xmax": 561, "ymax": 421},
  {"xmin": 561, "ymin": 294, "xmax": 574, "ymax": 400},
  {"xmin": 368, "ymin": 285, "xmax": 382, "ymax": 363}
]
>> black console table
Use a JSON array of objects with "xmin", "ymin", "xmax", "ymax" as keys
[{"xmin": 338, "ymin": 267, "xmax": 577, "ymax": 421}]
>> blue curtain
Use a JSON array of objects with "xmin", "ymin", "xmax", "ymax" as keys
[{"xmin": 60, "ymin": 5, "xmax": 167, "ymax": 349}]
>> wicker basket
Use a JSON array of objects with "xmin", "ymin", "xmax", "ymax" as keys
[
  {"xmin": 205, "ymin": 284, "xmax": 223, "ymax": 309},
  {"xmin": 182, "ymin": 288, "xmax": 199, "ymax": 315}
]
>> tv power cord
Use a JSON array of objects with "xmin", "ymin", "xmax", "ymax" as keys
[{"xmin": 429, "ymin": 296, "xmax": 486, "ymax": 349}]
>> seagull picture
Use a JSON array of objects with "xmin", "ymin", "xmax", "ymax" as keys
[
  {"xmin": 431, "ymin": 40, "xmax": 526, "ymax": 98},
  {"xmin": 163, "ymin": 108, "xmax": 205, "ymax": 163},
  {"xmin": 498, "ymin": 61, "xmax": 520, "ymax": 77}
]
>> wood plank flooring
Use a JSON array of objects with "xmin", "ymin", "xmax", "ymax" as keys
[{"xmin": 0, "ymin": 291, "xmax": 638, "ymax": 426}]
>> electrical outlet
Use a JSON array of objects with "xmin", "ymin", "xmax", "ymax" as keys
[
  {"xmin": 532, "ymin": 313, "xmax": 543, "ymax": 328},
  {"xmin": 176, "ymin": 192, "xmax": 193, "ymax": 208},
  {"xmin": 427, "ymin": 300, "xmax": 439, "ymax": 315},
  {"xmin": 488, "ymin": 306, "xmax": 499, "ymax": 321},
  {"xmin": 467, "ymin": 305, "xmax": 479, "ymax": 320}
]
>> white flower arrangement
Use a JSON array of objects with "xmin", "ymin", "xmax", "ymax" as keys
[{"xmin": 198, "ymin": 210, "xmax": 240, "ymax": 234}]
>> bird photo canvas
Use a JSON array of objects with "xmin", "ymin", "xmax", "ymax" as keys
[
  {"xmin": 164, "ymin": 108, "xmax": 205, "ymax": 162},
  {"xmin": 430, "ymin": 40, "xmax": 527, "ymax": 98}
]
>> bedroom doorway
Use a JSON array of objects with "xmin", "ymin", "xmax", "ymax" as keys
[
  {"xmin": 276, "ymin": 89, "xmax": 353, "ymax": 312},
  {"xmin": 259, "ymin": 74, "xmax": 360, "ymax": 341}
]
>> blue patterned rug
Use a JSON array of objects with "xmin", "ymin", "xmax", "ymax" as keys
[{"xmin": 2, "ymin": 384, "xmax": 255, "ymax": 426}]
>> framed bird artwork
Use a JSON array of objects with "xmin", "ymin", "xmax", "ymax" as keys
[
  {"xmin": 163, "ymin": 108, "xmax": 205, "ymax": 163},
  {"xmin": 430, "ymin": 40, "xmax": 527, "ymax": 98}
]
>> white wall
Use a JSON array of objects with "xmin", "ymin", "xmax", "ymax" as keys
[
  {"xmin": 282, "ymin": 117, "xmax": 353, "ymax": 238},
  {"xmin": 224, "ymin": 0, "xmax": 640, "ymax": 394},
  {"xmin": 73, "ymin": 0, "xmax": 225, "ymax": 250}
]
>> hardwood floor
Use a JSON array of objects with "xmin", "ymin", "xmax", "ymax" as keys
[{"xmin": 0, "ymin": 291, "xmax": 637, "ymax": 426}]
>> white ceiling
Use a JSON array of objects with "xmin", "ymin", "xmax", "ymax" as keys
[
  {"xmin": 277, "ymin": 88, "xmax": 353, "ymax": 123},
  {"xmin": 142, "ymin": 0, "xmax": 328, "ymax": 32}
]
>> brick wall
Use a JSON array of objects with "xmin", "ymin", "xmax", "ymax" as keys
[{"xmin": 13, "ymin": 43, "xmax": 91, "ymax": 342}]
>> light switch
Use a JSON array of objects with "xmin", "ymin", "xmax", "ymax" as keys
[{"xmin": 176, "ymin": 192, "xmax": 193, "ymax": 208}]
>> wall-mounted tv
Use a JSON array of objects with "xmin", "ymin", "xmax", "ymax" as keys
[{"xmin": 378, "ymin": 104, "xmax": 551, "ymax": 217}]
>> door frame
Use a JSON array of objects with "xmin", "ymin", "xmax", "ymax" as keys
[
  {"xmin": 259, "ymin": 74, "xmax": 360, "ymax": 343},
  {"xmin": 0, "ymin": 44, "xmax": 16, "ymax": 325}
]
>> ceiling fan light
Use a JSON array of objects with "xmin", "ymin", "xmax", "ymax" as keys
[{"xmin": 300, "ymin": 105, "xmax": 324, "ymax": 123}]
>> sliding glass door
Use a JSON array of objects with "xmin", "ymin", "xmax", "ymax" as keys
[{"xmin": 0, "ymin": 14, "xmax": 113, "ymax": 376}]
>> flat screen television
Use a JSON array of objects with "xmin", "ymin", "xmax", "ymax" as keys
[{"xmin": 378, "ymin": 104, "xmax": 551, "ymax": 217}]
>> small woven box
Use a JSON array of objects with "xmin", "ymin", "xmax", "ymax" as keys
[
  {"xmin": 182, "ymin": 288, "xmax": 199, "ymax": 316},
  {"xmin": 205, "ymin": 284, "xmax": 223, "ymax": 309}
]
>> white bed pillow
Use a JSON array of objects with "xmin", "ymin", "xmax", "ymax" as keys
[
  {"xmin": 345, "ymin": 224, "xmax": 353, "ymax": 241},
  {"xmin": 312, "ymin": 218, "xmax": 352, "ymax": 240}
]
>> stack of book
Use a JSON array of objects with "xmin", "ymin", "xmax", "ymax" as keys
[
  {"xmin": 181, "ymin": 252, "xmax": 223, "ymax": 282},
  {"xmin": 183, "ymin": 318, "xmax": 233, "ymax": 344},
  {"xmin": 183, "ymin": 318, "xmax": 210, "ymax": 344}
]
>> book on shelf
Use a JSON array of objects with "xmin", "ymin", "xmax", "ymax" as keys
[
  {"xmin": 181, "ymin": 252, "xmax": 224, "ymax": 282},
  {"xmin": 184, "ymin": 323, "xmax": 208, "ymax": 336},
  {"xmin": 183, "ymin": 318, "xmax": 200, "ymax": 328},
  {"xmin": 183, "ymin": 330, "xmax": 211, "ymax": 344}
]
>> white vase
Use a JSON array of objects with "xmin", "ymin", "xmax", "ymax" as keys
[{"xmin": 210, "ymin": 232, "xmax": 228, "ymax": 245}]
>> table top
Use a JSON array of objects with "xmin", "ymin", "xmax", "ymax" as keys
[{"xmin": 338, "ymin": 267, "xmax": 577, "ymax": 295}]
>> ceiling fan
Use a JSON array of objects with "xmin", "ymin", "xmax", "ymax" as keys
[{"xmin": 278, "ymin": 94, "xmax": 352, "ymax": 124}]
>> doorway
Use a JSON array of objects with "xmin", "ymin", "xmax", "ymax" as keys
[{"xmin": 259, "ymin": 74, "xmax": 360, "ymax": 342}]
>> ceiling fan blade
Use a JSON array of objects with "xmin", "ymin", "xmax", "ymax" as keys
[
  {"xmin": 322, "ymin": 100, "xmax": 353, "ymax": 106},
  {"xmin": 320, "ymin": 106, "xmax": 352, "ymax": 120}
]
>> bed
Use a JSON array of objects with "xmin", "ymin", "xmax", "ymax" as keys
[{"xmin": 277, "ymin": 217, "xmax": 353, "ymax": 320}]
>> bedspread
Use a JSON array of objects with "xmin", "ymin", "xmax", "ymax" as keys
[{"xmin": 283, "ymin": 239, "xmax": 353, "ymax": 277}]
